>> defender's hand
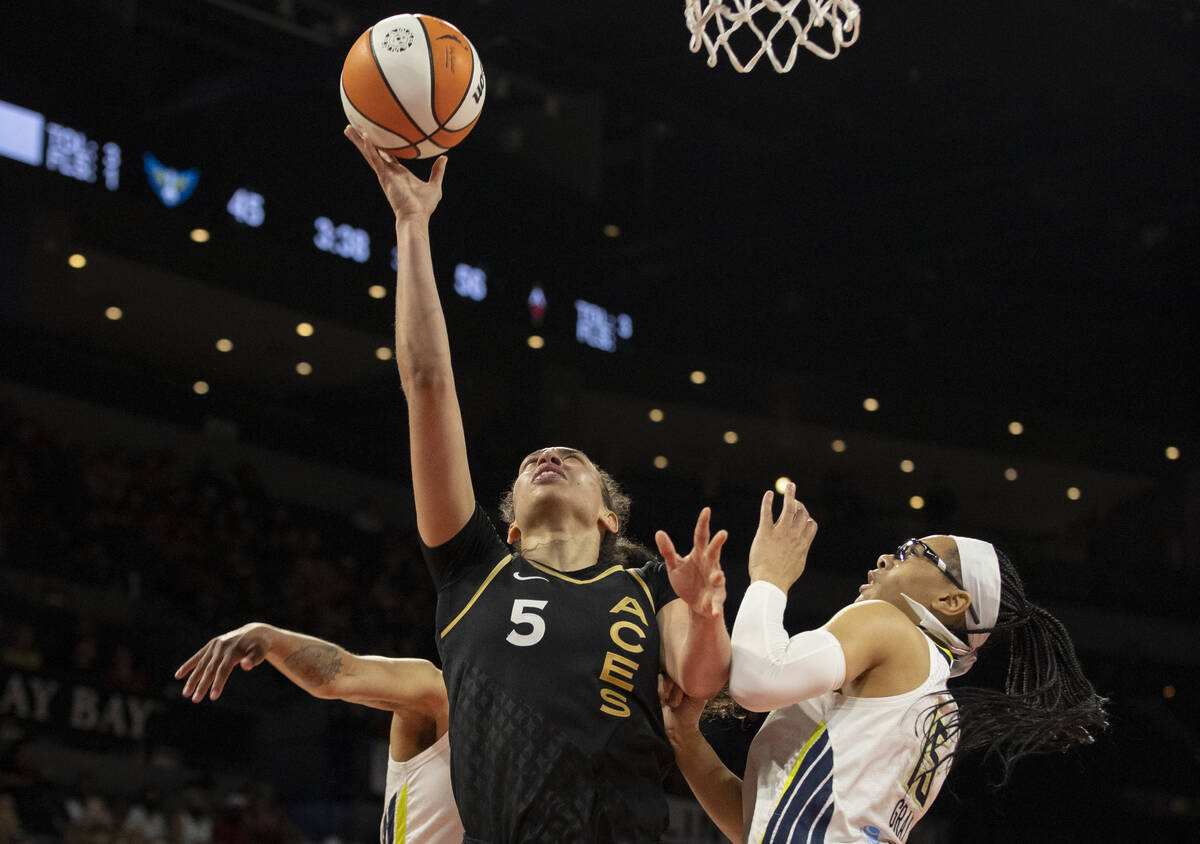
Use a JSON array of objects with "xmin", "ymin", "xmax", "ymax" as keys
[
  {"xmin": 175, "ymin": 623, "xmax": 273, "ymax": 702},
  {"xmin": 748, "ymin": 484, "xmax": 817, "ymax": 593},
  {"xmin": 656, "ymin": 507, "xmax": 728, "ymax": 619}
]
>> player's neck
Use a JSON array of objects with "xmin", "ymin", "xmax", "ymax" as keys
[{"xmin": 520, "ymin": 528, "xmax": 603, "ymax": 573}]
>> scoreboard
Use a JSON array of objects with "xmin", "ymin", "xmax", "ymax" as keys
[{"xmin": 0, "ymin": 96, "xmax": 634, "ymax": 356}]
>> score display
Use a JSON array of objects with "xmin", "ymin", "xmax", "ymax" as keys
[
  {"xmin": 574, "ymin": 300, "xmax": 633, "ymax": 353},
  {"xmin": 313, "ymin": 216, "xmax": 370, "ymax": 264},
  {"xmin": 1, "ymin": 95, "xmax": 634, "ymax": 355},
  {"xmin": 1, "ymin": 99, "xmax": 122, "ymax": 190},
  {"xmin": 226, "ymin": 189, "xmax": 265, "ymax": 227},
  {"xmin": 46, "ymin": 122, "xmax": 121, "ymax": 190}
]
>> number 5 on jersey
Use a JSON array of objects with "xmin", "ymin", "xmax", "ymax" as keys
[{"xmin": 506, "ymin": 599, "xmax": 548, "ymax": 647}]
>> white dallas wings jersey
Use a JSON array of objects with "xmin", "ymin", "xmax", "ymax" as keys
[
  {"xmin": 743, "ymin": 637, "xmax": 956, "ymax": 844},
  {"xmin": 380, "ymin": 731, "xmax": 463, "ymax": 844}
]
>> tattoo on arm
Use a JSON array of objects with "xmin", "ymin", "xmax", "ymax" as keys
[{"xmin": 284, "ymin": 644, "xmax": 344, "ymax": 687}]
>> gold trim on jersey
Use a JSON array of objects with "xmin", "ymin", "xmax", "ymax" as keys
[
  {"xmin": 526, "ymin": 559, "xmax": 626, "ymax": 584},
  {"xmin": 440, "ymin": 554, "xmax": 513, "ymax": 639},
  {"xmin": 625, "ymin": 568, "xmax": 657, "ymax": 614}
]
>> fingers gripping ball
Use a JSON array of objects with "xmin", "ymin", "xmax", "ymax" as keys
[{"xmin": 340, "ymin": 14, "xmax": 485, "ymax": 160}]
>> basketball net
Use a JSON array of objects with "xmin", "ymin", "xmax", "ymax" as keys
[{"xmin": 684, "ymin": 0, "xmax": 861, "ymax": 71}]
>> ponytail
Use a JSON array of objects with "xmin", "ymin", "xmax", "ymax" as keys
[{"xmin": 925, "ymin": 549, "xmax": 1108, "ymax": 784}]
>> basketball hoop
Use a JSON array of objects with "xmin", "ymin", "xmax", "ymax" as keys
[{"xmin": 684, "ymin": 0, "xmax": 861, "ymax": 72}]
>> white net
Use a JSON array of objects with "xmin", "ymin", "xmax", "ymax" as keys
[{"xmin": 684, "ymin": 0, "xmax": 862, "ymax": 72}]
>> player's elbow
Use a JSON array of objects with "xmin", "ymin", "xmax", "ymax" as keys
[
  {"xmin": 728, "ymin": 652, "xmax": 783, "ymax": 712},
  {"xmin": 729, "ymin": 630, "xmax": 847, "ymax": 712},
  {"xmin": 678, "ymin": 670, "xmax": 727, "ymax": 702},
  {"xmin": 396, "ymin": 350, "xmax": 454, "ymax": 387},
  {"xmin": 305, "ymin": 682, "xmax": 344, "ymax": 701},
  {"xmin": 670, "ymin": 645, "xmax": 731, "ymax": 701}
]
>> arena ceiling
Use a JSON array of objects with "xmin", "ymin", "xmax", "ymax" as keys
[{"xmin": 2, "ymin": 0, "xmax": 1196, "ymax": 575}]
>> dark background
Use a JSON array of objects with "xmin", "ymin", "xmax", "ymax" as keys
[{"xmin": 1, "ymin": 0, "xmax": 1197, "ymax": 841}]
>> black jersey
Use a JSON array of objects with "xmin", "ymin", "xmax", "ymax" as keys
[{"xmin": 422, "ymin": 505, "xmax": 678, "ymax": 844}]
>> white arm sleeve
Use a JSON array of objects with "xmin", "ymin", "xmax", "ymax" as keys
[{"xmin": 730, "ymin": 581, "xmax": 847, "ymax": 712}]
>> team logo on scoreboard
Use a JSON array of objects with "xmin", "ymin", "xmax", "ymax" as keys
[{"xmin": 142, "ymin": 153, "xmax": 200, "ymax": 207}]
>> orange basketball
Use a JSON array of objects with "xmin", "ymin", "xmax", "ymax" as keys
[{"xmin": 340, "ymin": 14, "xmax": 485, "ymax": 159}]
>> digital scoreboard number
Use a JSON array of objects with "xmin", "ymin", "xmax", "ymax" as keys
[{"xmin": 312, "ymin": 216, "xmax": 370, "ymax": 264}]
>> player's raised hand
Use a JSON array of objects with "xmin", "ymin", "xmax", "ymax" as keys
[
  {"xmin": 656, "ymin": 507, "xmax": 728, "ymax": 619},
  {"xmin": 748, "ymin": 484, "xmax": 818, "ymax": 593},
  {"xmin": 175, "ymin": 623, "xmax": 273, "ymax": 703},
  {"xmin": 343, "ymin": 124, "xmax": 446, "ymax": 221}
]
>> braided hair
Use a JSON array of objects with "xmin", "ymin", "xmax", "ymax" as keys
[{"xmin": 921, "ymin": 547, "xmax": 1109, "ymax": 784}]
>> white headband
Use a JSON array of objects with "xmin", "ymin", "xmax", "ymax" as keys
[{"xmin": 901, "ymin": 536, "xmax": 1001, "ymax": 678}]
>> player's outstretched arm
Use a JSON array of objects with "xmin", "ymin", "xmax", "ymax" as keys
[
  {"xmin": 660, "ymin": 679, "xmax": 742, "ymax": 844},
  {"xmin": 175, "ymin": 623, "xmax": 446, "ymax": 715},
  {"xmin": 729, "ymin": 487, "xmax": 907, "ymax": 710},
  {"xmin": 656, "ymin": 507, "xmax": 732, "ymax": 699},
  {"xmin": 344, "ymin": 126, "xmax": 474, "ymax": 549}
]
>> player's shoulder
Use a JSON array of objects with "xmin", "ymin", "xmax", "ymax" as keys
[
  {"xmin": 825, "ymin": 600, "xmax": 925, "ymax": 647},
  {"xmin": 625, "ymin": 557, "xmax": 676, "ymax": 610},
  {"xmin": 619, "ymin": 556, "xmax": 665, "ymax": 591}
]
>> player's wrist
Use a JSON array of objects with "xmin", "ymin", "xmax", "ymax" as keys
[
  {"xmin": 748, "ymin": 573, "xmax": 793, "ymax": 594},
  {"xmin": 687, "ymin": 601, "xmax": 724, "ymax": 624},
  {"xmin": 248, "ymin": 622, "xmax": 279, "ymax": 650},
  {"xmin": 394, "ymin": 213, "xmax": 432, "ymax": 233},
  {"xmin": 665, "ymin": 722, "xmax": 704, "ymax": 747}
]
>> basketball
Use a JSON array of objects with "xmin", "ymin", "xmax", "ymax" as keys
[{"xmin": 340, "ymin": 14, "xmax": 485, "ymax": 160}]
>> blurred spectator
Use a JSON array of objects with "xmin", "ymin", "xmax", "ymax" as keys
[
  {"xmin": 210, "ymin": 783, "xmax": 296, "ymax": 844},
  {"xmin": 170, "ymin": 786, "xmax": 213, "ymax": 844},
  {"xmin": 0, "ymin": 792, "xmax": 28, "ymax": 844},
  {"xmin": 0, "ymin": 740, "xmax": 54, "ymax": 835},
  {"xmin": 104, "ymin": 644, "xmax": 150, "ymax": 693},
  {"xmin": 0, "ymin": 624, "xmax": 42, "ymax": 672},
  {"xmin": 242, "ymin": 783, "xmax": 296, "ymax": 844},
  {"xmin": 61, "ymin": 775, "xmax": 115, "ymax": 844},
  {"xmin": 71, "ymin": 623, "xmax": 101, "ymax": 683},
  {"xmin": 120, "ymin": 788, "xmax": 167, "ymax": 844},
  {"xmin": 209, "ymin": 791, "xmax": 251, "ymax": 844}
]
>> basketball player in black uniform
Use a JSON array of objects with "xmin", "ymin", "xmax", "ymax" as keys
[{"xmin": 344, "ymin": 126, "xmax": 731, "ymax": 844}]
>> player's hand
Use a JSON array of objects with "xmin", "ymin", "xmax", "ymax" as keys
[
  {"xmin": 748, "ymin": 484, "xmax": 818, "ymax": 593},
  {"xmin": 659, "ymin": 675, "xmax": 709, "ymax": 747},
  {"xmin": 175, "ymin": 623, "xmax": 274, "ymax": 702},
  {"xmin": 656, "ymin": 507, "xmax": 728, "ymax": 620},
  {"xmin": 343, "ymin": 125, "xmax": 446, "ymax": 222}
]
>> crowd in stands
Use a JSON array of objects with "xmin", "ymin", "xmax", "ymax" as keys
[{"xmin": 0, "ymin": 399, "xmax": 438, "ymax": 842}]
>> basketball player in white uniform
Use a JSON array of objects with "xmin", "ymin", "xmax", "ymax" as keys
[
  {"xmin": 176, "ymin": 624, "xmax": 463, "ymax": 844},
  {"xmin": 664, "ymin": 483, "xmax": 1105, "ymax": 844}
]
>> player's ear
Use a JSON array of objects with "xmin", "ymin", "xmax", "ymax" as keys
[
  {"xmin": 932, "ymin": 588, "xmax": 971, "ymax": 623},
  {"xmin": 507, "ymin": 523, "xmax": 522, "ymax": 546},
  {"xmin": 598, "ymin": 509, "xmax": 618, "ymax": 536}
]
